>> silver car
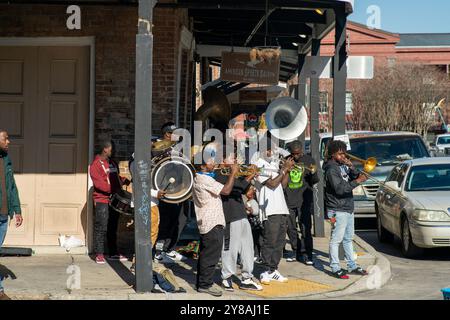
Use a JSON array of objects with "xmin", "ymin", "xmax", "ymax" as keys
[{"xmin": 375, "ymin": 157, "xmax": 450, "ymax": 257}]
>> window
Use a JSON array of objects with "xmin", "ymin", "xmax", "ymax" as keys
[
  {"xmin": 396, "ymin": 164, "xmax": 409, "ymax": 186},
  {"xmin": 348, "ymin": 136, "xmax": 430, "ymax": 164},
  {"xmin": 387, "ymin": 57, "xmax": 396, "ymax": 68},
  {"xmin": 405, "ymin": 164, "xmax": 450, "ymax": 191},
  {"xmin": 437, "ymin": 136, "xmax": 450, "ymax": 145},
  {"xmin": 319, "ymin": 92, "xmax": 328, "ymax": 114},
  {"xmin": 345, "ymin": 92, "xmax": 353, "ymax": 114},
  {"xmin": 386, "ymin": 165, "xmax": 401, "ymax": 183}
]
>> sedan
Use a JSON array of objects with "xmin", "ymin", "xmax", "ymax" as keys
[{"xmin": 375, "ymin": 157, "xmax": 450, "ymax": 257}]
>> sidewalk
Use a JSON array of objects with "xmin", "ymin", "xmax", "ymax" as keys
[{"xmin": 0, "ymin": 233, "xmax": 390, "ymax": 300}]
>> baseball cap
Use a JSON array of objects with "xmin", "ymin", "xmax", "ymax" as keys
[{"xmin": 161, "ymin": 122, "xmax": 177, "ymax": 134}]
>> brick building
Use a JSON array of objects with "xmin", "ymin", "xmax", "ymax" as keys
[
  {"xmin": 309, "ymin": 21, "xmax": 450, "ymax": 134},
  {"xmin": 0, "ymin": 2, "xmax": 194, "ymax": 247}
]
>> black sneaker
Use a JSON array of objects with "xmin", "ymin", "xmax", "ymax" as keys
[
  {"xmin": 222, "ymin": 278, "xmax": 234, "ymax": 292},
  {"xmin": 332, "ymin": 269, "xmax": 349, "ymax": 279},
  {"xmin": 349, "ymin": 267, "xmax": 368, "ymax": 275}
]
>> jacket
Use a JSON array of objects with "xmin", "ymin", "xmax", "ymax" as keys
[
  {"xmin": 89, "ymin": 155, "xmax": 122, "ymax": 204},
  {"xmin": 323, "ymin": 159, "xmax": 360, "ymax": 213},
  {"xmin": 0, "ymin": 151, "xmax": 21, "ymax": 218}
]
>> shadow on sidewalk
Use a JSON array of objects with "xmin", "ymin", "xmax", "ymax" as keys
[{"xmin": 106, "ymin": 259, "xmax": 136, "ymax": 289}]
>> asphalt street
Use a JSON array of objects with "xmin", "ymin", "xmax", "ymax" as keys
[{"xmin": 339, "ymin": 223, "xmax": 450, "ymax": 300}]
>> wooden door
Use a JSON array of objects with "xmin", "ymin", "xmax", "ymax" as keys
[{"xmin": 0, "ymin": 45, "xmax": 89, "ymax": 246}]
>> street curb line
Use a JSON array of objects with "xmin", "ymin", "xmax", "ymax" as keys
[{"xmin": 300, "ymin": 234, "xmax": 392, "ymax": 299}]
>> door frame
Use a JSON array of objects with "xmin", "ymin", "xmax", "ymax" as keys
[{"xmin": 0, "ymin": 37, "xmax": 95, "ymax": 251}]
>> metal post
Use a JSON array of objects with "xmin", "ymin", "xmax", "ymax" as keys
[
  {"xmin": 332, "ymin": 6, "xmax": 348, "ymax": 137},
  {"xmin": 297, "ymin": 53, "xmax": 307, "ymax": 149},
  {"xmin": 310, "ymin": 34, "xmax": 325, "ymax": 237},
  {"xmin": 134, "ymin": 0, "xmax": 157, "ymax": 293}
]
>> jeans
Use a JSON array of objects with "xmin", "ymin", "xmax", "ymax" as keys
[
  {"xmin": 328, "ymin": 210, "xmax": 358, "ymax": 273},
  {"xmin": 0, "ymin": 215, "xmax": 8, "ymax": 292},
  {"xmin": 93, "ymin": 202, "xmax": 119, "ymax": 255}
]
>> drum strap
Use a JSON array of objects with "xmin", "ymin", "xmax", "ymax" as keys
[{"xmin": 99, "ymin": 160, "xmax": 111, "ymax": 185}]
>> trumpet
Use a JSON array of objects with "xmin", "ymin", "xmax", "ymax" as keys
[
  {"xmin": 280, "ymin": 157, "xmax": 318, "ymax": 174},
  {"xmin": 291, "ymin": 163, "xmax": 317, "ymax": 174},
  {"xmin": 219, "ymin": 162, "xmax": 317, "ymax": 177},
  {"xmin": 217, "ymin": 165, "xmax": 274, "ymax": 177}
]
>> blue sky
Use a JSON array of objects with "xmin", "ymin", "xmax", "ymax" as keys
[{"xmin": 349, "ymin": 0, "xmax": 450, "ymax": 34}]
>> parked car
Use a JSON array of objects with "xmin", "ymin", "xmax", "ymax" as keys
[
  {"xmin": 430, "ymin": 133, "xmax": 450, "ymax": 157},
  {"xmin": 375, "ymin": 157, "xmax": 450, "ymax": 257},
  {"xmin": 319, "ymin": 131, "xmax": 431, "ymax": 219}
]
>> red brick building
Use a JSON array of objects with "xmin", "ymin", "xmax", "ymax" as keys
[{"xmin": 312, "ymin": 21, "xmax": 450, "ymax": 134}]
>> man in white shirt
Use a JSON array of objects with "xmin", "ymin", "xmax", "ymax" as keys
[{"xmin": 253, "ymin": 138, "xmax": 294, "ymax": 284}]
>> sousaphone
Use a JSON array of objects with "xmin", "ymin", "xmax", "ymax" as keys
[
  {"xmin": 265, "ymin": 96, "xmax": 307, "ymax": 141},
  {"xmin": 195, "ymin": 86, "xmax": 231, "ymax": 131}
]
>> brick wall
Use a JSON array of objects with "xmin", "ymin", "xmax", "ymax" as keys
[{"xmin": 0, "ymin": 3, "xmax": 191, "ymax": 160}]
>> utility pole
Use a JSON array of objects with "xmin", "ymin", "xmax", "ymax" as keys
[{"xmin": 134, "ymin": 0, "xmax": 157, "ymax": 293}]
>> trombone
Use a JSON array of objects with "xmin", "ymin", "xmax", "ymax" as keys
[{"xmin": 345, "ymin": 153, "xmax": 406, "ymax": 198}]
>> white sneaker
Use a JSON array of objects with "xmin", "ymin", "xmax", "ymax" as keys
[
  {"xmin": 155, "ymin": 252, "xmax": 175, "ymax": 264},
  {"xmin": 240, "ymin": 278, "xmax": 263, "ymax": 291},
  {"xmin": 260, "ymin": 271, "xmax": 272, "ymax": 285},
  {"xmin": 270, "ymin": 270, "xmax": 288, "ymax": 283},
  {"xmin": 165, "ymin": 250, "xmax": 187, "ymax": 261}
]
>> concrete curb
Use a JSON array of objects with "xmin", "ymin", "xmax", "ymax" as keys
[{"xmin": 300, "ymin": 234, "xmax": 392, "ymax": 299}]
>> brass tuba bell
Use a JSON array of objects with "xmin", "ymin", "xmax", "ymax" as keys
[{"xmin": 195, "ymin": 86, "xmax": 231, "ymax": 131}]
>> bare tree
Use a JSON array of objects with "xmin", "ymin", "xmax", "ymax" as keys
[{"xmin": 352, "ymin": 63, "xmax": 449, "ymax": 137}]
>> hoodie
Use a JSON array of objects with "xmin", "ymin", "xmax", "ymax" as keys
[
  {"xmin": 323, "ymin": 159, "xmax": 361, "ymax": 213},
  {"xmin": 89, "ymin": 155, "xmax": 122, "ymax": 204}
]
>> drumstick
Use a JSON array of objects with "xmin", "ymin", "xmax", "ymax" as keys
[{"xmin": 163, "ymin": 177, "xmax": 176, "ymax": 191}]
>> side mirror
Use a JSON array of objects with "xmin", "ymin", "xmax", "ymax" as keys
[
  {"xmin": 385, "ymin": 181, "xmax": 401, "ymax": 192},
  {"xmin": 430, "ymin": 142, "xmax": 436, "ymax": 147}
]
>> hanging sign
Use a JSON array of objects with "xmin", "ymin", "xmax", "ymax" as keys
[{"xmin": 220, "ymin": 51, "xmax": 280, "ymax": 85}]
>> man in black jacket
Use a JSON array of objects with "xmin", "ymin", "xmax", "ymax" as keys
[
  {"xmin": 323, "ymin": 140, "xmax": 368, "ymax": 279},
  {"xmin": 282, "ymin": 141, "xmax": 319, "ymax": 265}
]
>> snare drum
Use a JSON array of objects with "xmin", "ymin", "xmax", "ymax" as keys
[
  {"xmin": 110, "ymin": 190, "xmax": 134, "ymax": 216},
  {"xmin": 151, "ymin": 151, "xmax": 195, "ymax": 204}
]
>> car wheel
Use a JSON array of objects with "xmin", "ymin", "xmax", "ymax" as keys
[
  {"xmin": 401, "ymin": 217, "xmax": 423, "ymax": 258},
  {"xmin": 376, "ymin": 211, "xmax": 393, "ymax": 243}
]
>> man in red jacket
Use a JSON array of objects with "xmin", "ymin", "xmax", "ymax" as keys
[{"xmin": 90, "ymin": 140, "xmax": 128, "ymax": 264}]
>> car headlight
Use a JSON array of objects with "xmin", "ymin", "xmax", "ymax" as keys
[
  {"xmin": 412, "ymin": 209, "xmax": 450, "ymax": 222},
  {"xmin": 353, "ymin": 185, "xmax": 365, "ymax": 196}
]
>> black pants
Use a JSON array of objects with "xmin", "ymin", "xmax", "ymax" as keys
[
  {"xmin": 252, "ymin": 227, "xmax": 264, "ymax": 258},
  {"xmin": 156, "ymin": 201, "xmax": 187, "ymax": 252},
  {"xmin": 94, "ymin": 202, "xmax": 119, "ymax": 255},
  {"xmin": 196, "ymin": 225, "xmax": 224, "ymax": 289},
  {"xmin": 287, "ymin": 206, "xmax": 314, "ymax": 260},
  {"xmin": 261, "ymin": 215, "xmax": 288, "ymax": 272}
]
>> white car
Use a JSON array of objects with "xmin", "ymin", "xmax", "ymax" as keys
[
  {"xmin": 430, "ymin": 133, "xmax": 450, "ymax": 156},
  {"xmin": 375, "ymin": 157, "xmax": 450, "ymax": 257}
]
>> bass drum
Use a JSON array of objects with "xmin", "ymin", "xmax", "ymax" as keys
[{"xmin": 151, "ymin": 152, "xmax": 195, "ymax": 204}]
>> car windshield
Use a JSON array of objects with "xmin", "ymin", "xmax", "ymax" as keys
[
  {"xmin": 437, "ymin": 136, "xmax": 450, "ymax": 144},
  {"xmin": 320, "ymin": 135, "xmax": 429, "ymax": 163},
  {"xmin": 405, "ymin": 164, "xmax": 450, "ymax": 191}
]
